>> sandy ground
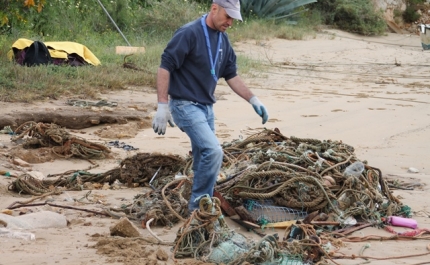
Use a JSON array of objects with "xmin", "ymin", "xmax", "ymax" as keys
[{"xmin": 1, "ymin": 29, "xmax": 430, "ymax": 265}]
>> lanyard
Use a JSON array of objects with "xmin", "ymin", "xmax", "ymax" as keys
[{"xmin": 201, "ymin": 14, "xmax": 222, "ymax": 82}]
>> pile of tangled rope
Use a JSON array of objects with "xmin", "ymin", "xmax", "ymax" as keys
[
  {"xmin": 217, "ymin": 128, "xmax": 403, "ymax": 221},
  {"xmin": 8, "ymin": 127, "xmax": 405, "ymax": 221},
  {"xmin": 11, "ymin": 121, "xmax": 110, "ymax": 159},
  {"xmin": 173, "ymin": 196, "xmax": 310, "ymax": 264},
  {"xmin": 7, "ymin": 126, "xmax": 419, "ymax": 264}
]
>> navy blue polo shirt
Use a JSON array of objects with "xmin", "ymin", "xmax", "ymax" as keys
[{"xmin": 160, "ymin": 16, "xmax": 238, "ymax": 104}]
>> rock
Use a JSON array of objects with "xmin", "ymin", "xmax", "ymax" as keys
[
  {"xmin": 0, "ymin": 211, "xmax": 67, "ymax": 229},
  {"xmin": 156, "ymin": 248, "xmax": 168, "ymax": 261},
  {"xmin": 83, "ymin": 182, "xmax": 95, "ymax": 190},
  {"xmin": 1, "ymin": 209, "xmax": 13, "ymax": 215},
  {"xmin": 11, "ymin": 158, "xmax": 31, "ymax": 167},
  {"xmin": 101, "ymin": 106, "xmax": 114, "ymax": 112},
  {"xmin": 90, "ymin": 119, "xmax": 100, "ymax": 125},
  {"xmin": 109, "ymin": 217, "xmax": 140, "ymax": 238}
]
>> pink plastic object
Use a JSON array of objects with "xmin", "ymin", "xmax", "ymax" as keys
[{"xmin": 388, "ymin": 216, "xmax": 418, "ymax": 229}]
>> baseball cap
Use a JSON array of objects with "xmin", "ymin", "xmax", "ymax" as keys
[{"xmin": 213, "ymin": 0, "xmax": 242, "ymax": 21}]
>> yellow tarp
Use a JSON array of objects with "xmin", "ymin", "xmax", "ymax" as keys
[{"xmin": 7, "ymin": 38, "xmax": 101, "ymax": 66}]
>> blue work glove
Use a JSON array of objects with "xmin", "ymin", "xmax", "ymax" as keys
[
  {"xmin": 152, "ymin": 103, "xmax": 175, "ymax": 135},
  {"xmin": 249, "ymin": 96, "xmax": 268, "ymax": 124}
]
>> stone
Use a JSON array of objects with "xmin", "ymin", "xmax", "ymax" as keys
[
  {"xmin": 109, "ymin": 217, "xmax": 140, "ymax": 238},
  {"xmin": 90, "ymin": 119, "xmax": 100, "ymax": 125},
  {"xmin": 83, "ymin": 182, "xmax": 95, "ymax": 190},
  {"xmin": 0, "ymin": 211, "xmax": 67, "ymax": 229},
  {"xmin": 155, "ymin": 248, "xmax": 168, "ymax": 261},
  {"xmin": 12, "ymin": 158, "xmax": 31, "ymax": 167}
]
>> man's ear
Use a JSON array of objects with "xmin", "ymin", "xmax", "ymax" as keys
[{"xmin": 211, "ymin": 3, "xmax": 219, "ymax": 13}]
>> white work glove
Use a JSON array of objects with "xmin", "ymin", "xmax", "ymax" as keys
[
  {"xmin": 249, "ymin": 96, "xmax": 269, "ymax": 124},
  {"xmin": 152, "ymin": 103, "xmax": 175, "ymax": 135}
]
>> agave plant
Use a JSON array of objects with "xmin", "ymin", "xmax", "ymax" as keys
[{"xmin": 241, "ymin": 0, "xmax": 318, "ymax": 20}]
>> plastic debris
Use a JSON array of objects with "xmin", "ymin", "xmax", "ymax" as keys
[
  {"xmin": 0, "ymin": 228, "xmax": 35, "ymax": 240},
  {"xmin": 408, "ymin": 167, "xmax": 419, "ymax": 173},
  {"xmin": 387, "ymin": 216, "xmax": 418, "ymax": 229},
  {"xmin": 343, "ymin": 161, "xmax": 365, "ymax": 177},
  {"xmin": 108, "ymin": 140, "xmax": 139, "ymax": 151}
]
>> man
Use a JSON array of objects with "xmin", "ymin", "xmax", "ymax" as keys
[{"xmin": 152, "ymin": 0, "xmax": 268, "ymax": 213}]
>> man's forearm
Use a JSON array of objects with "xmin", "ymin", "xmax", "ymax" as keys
[
  {"xmin": 226, "ymin": 75, "xmax": 254, "ymax": 102},
  {"xmin": 157, "ymin": 68, "xmax": 170, "ymax": 103}
]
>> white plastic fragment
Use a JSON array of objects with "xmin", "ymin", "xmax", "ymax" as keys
[
  {"xmin": 344, "ymin": 161, "xmax": 365, "ymax": 177},
  {"xmin": 26, "ymin": 170, "xmax": 46, "ymax": 181},
  {"xmin": 408, "ymin": 167, "xmax": 419, "ymax": 173},
  {"xmin": 0, "ymin": 228, "xmax": 36, "ymax": 240}
]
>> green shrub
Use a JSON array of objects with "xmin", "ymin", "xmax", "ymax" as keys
[
  {"xmin": 136, "ymin": 0, "xmax": 205, "ymax": 34},
  {"xmin": 403, "ymin": 5, "xmax": 421, "ymax": 23},
  {"xmin": 408, "ymin": 0, "xmax": 426, "ymax": 5},
  {"xmin": 335, "ymin": 0, "xmax": 386, "ymax": 35},
  {"xmin": 309, "ymin": 0, "xmax": 339, "ymax": 25},
  {"xmin": 311, "ymin": 0, "xmax": 386, "ymax": 36}
]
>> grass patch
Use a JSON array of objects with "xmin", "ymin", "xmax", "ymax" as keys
[
  {"xmin": 229, "ymin": 15, "xmax": 318, "ymax": 42},
  {"xmin": 0, "ymin": 2, "xmax": 319, "ymax": 103}
]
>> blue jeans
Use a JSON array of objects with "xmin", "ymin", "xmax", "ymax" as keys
[{"xmin": 169, "ymin": 99, "xmax": 224, "ymax": 211}]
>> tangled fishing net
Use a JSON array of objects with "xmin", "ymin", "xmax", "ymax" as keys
[
  {"xmin": 217, "ymin": 128, "xmax": 404, "ymax": 222},
  {"xmin": 8, "ymin": 127, "xmax": 406, "ymax": 221},
  {"xmin": 173, "ymin": 196, "xmax": 308, "ymax": 264},
  {"xmin": 131, "ymin": 177, "xmax": 192, "ymax": 227},
  {"xmin": 173, "ymin": 196, "xmax": 252, "ymax": 263},
  {"xmin": 6, "ymin": 126, "xmax": 411, "ymax": 264},
  {"xmin": 11, "ymin": 121, "xmax": 110, "ymax": 159}
]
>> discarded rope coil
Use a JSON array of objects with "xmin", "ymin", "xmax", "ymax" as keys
[{"xmin": 11, "ymin": 121, "xmax": 110, "ymax": 159}]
